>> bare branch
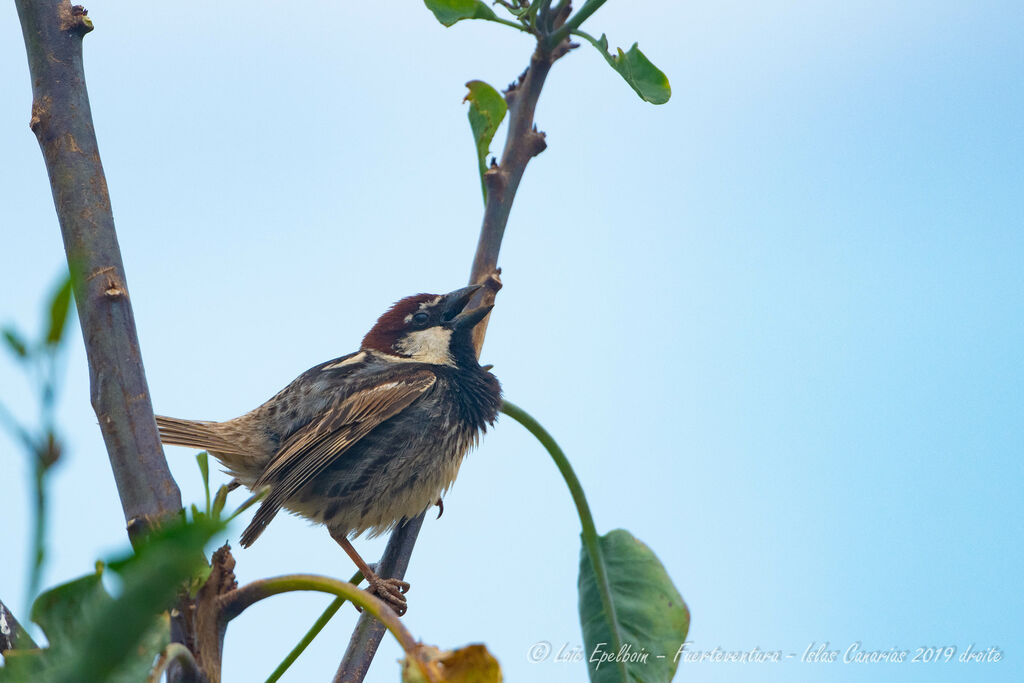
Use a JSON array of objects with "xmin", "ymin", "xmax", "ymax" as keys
[
  {"xmin": 331, "ymin": 515, "xmax": 423, "ymax": 681},
  {"xmin": 13, "ymin": 0, "xmax": 182, "ymax": 536},
  {"xmin": 14, "ymin": 1, "xmax": 187, "ymax": 678}
]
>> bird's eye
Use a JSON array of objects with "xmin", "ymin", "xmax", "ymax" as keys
[{"xmin": 412, "ymin": 311, "xmax": 430, "ymax": 326}]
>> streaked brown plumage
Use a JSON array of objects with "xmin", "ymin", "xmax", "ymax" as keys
[{"xmin": 156, "ymin": 285, "xmax": 501, "ymax": 613}]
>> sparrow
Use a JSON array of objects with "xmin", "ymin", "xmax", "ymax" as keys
[{"xmin": 155, "ymin": 285, "xmax": 502, "ymax": 614}]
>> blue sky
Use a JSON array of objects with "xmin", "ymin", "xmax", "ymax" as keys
[{"xmin": 1, "ymin": 1, "xmax": 1021, "ymax": 682}]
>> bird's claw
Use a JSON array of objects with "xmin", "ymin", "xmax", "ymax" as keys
[{"xmin": 369, "ymin": 576, "xmax": 410, "ymax": 616}]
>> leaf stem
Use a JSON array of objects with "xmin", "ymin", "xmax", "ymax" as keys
[
  {"xmin": 552, "ymin": 0, "xmax": 606, "ymax": 44},
  {"xmin": 487, "ymin": 15, "xmax": 534, "ymax": 32},
  {"xmin": 500, "ymin": 400, "xmax": 626, "ymax": 669},
  {"xmin": 264, "ymin": 571, "xmax": 362, "ymax": 683},
  {"xmin": 220, "ymin": 574, "xmax": 438, "ymax": 682}
]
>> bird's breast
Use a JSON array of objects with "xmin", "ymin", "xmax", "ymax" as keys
[{"xmin": 285, "ymin": 386, "xmax": 484, "ymax": 537}]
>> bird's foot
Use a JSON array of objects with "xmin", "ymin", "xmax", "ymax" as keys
[{"xmin": 368, "ymin": 575, "xmax": 410, "ymax": 616}]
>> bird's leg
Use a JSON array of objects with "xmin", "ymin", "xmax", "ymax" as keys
[{"xmin": 330, "ymin": 531, "xmax": 410, "ymax": 616}]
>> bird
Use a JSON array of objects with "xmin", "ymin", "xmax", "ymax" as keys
[{"xmin": 155, "ymin": 285, "xmax": 502, "ymax": 614}]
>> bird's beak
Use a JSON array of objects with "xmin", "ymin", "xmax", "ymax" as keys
[{"xmin": 441, "ymin": 284, "xmax": 492, "ymax": 330}]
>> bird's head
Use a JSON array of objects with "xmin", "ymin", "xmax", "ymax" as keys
[{"xmin": 361, "ymin": 285, "xmax": 492, "ymax": 367}]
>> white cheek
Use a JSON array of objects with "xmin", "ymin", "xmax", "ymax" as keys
[{"xmin": 395, "ymin": 327, "xmax": 455, "ymax": 366}]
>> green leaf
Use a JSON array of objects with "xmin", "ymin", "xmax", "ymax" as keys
[
  {"xmin": 196, "ymin": 451, "xmax": 211, "ymax": 514},
  {"xmin": 44, "ymin": 275, "xmax": 73, "ymax": 347},
  {"xmin": 1, "ymin": 565, "xmax": 169, "ymax": 683},
  {"xmin": 423, "ymin": 0, "xmax": 496, "ymax": 27},
  {"xmin": 1, "ymin": 327, "xmax": 28, "ymax": 359},
  {"xmin": 30, "ymin": 570, "xmax": 106, "ymax": 651},
  {"xmin": 464, "ymin": 80, "xmax": 508, "ymax": 202},
  {"xmin": 578, "ymin": 529, "xmax": 689, "ymax": 683},
  {"xmin": 589, "ymin": 35, "xmax": 671, "ymax": 105},
  {"xmin": 212, "ymin": 483, "xmax": 230, "ymax": 520},
  {"xmin": 0, "ymin": 518, "xmax": 221, "ymax": 683}
]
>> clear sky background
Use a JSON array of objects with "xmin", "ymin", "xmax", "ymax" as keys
[{"xmin": 2, "ymin": 2, "xmax": 1022, "ymax": 682}]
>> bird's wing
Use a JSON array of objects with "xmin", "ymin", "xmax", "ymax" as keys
[{"xmin": 240, "ymin": 369, "xmax": 436, "ymax": 546}]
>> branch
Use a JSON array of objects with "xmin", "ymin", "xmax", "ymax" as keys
[
  {"xmin": 0, "ymin": 597, "xmax": 38, "ymax": 653},
  {"xmin": 333, "ymin": 514, "xmax": 424, "ymax": 682},
  {"xmin": 13, "ymin": 0, "xmax": 182, "ymax": 538},
  {"xmin": 14, "ymin": 1, "xmax": 187, "ymax": 678},
  {"xmin": 335, "ymin": 33, "xmax": 567, "ymax": 683}
]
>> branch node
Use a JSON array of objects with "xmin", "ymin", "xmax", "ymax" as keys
[
  {"xmin": 484, "ymin": 269, "xmax": 503, "ymax": 294},
  {"xmin": 551, "ymin": 38, "xmax": 578, "ymax": 61},
  {"xmin": 29, "ymin": 98, "xmax": 51, "ymax": 134},
  {"xmin": 504, "ymin": 66, "xmax": 529, "ymax": 103},
  {"xmin": 525, "ymin": 128, "xmax": 547, "ymax": 157},
  {"xmin": 100, "ymin": 271, "xmax": 127, "ymax": 299},
  {"xmin": 126, "ymin": 514, "xmax": 158, "ymax": 542},
  {"xmin": 104, "ymin": 283, "xmax": 126, "ymax": 299},
  {"xmin": 60, "ymin": 5, "xmax": 93, "ymax": 35},
  {"xmin": 483, "ymin": 166, "xmax": 506, "ymax": 194}
]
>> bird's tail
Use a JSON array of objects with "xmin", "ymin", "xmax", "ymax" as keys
[{"xmin": 155, "ymin": 415, "xmax": 238, "ymax": 453}]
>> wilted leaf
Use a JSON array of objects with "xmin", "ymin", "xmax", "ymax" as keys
[
  {"xmin": 45, "ymin": 275, "xmax": 73, "ymax": 346},
  {"xmin": 589, "ymin": 36, "xmax": 671, "ymax": 105},
  {"xmin": 401, "ymin": 643, "xmax": 501, "ymax": 683},
  {"xmin": 438, "ymin": 644, "xmax": 502, "ymax": 682},
  {"xmin": 578, "ymin": 529, "xmax": 689, "ymax": 682},
  {"xmin": 1, "ymin": 327, "xmax": 28, "ymax": 359},
  {"xmin": 423, "ymin": 0, "xmax": 496, "ymax": 27},
  {"xmin": 464, "ymin": 80, "xmax": 508, "ymax": 201}
]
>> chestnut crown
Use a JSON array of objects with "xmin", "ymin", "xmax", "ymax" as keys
[{"xmin": 361, "ymin": 285, "xmax": 492, "ymax": 366}]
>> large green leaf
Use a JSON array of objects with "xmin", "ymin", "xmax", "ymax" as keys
[
  {"xmin": 578, "ymin": 529, "xmax": 689, "ymax": 683},
  {"xmin": 423, "ymin": 0, "xmax": 496, "ymax": 27},
  {"xmin": 0, "ymin": 517, "xmax": 221, "ymax": 683},
  {"xmin": 464, "ymin": 80, "xmax": 508, "ymax": 201},
  {"xmin": 588, "ymin": 35, "xmax": 671, "ymax": 105}
]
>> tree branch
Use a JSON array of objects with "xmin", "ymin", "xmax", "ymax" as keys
[
  {"xmin": 14, "ymin": 0, "xmax": 182, "ymax": 536},
  {"xmin": 332, "ymin": 514, "xmax": 424, "ymax": 682},
  {"xmin": 14, "ymin": 1, "xmax": 187, "ymax": 678},
  {"xmin": 334, "ymin": 32, "xmax": 567, "ymax": 682}
]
